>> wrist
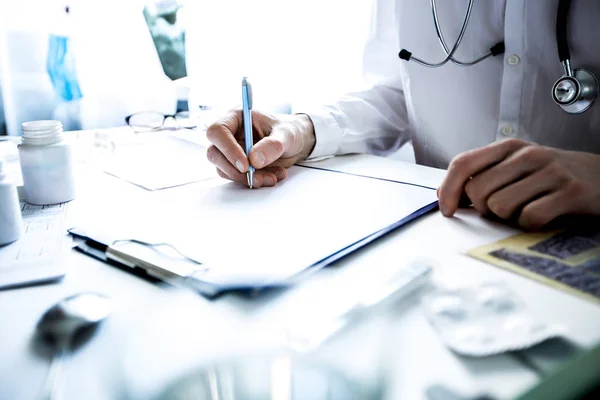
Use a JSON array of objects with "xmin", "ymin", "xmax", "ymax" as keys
[{"xmin": 291, "ymin": 113, "xmax": 316, "ymax": 161}]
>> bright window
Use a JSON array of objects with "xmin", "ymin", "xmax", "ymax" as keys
[{"xmin": 185, "ymin": 0, "xmax": 373, "ymax": 113}]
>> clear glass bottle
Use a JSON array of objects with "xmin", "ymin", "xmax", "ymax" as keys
[{"xmin": 18, "ymin": 120, "xmax": 76, "ymax": 205}]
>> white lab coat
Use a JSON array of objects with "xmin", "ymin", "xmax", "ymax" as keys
[{"xmin": 306, "ymin": 0, "xmax": 600, "ymax": 169}]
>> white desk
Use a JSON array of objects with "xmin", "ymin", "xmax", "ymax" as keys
[{"xmin": 1, "ymin": 133, "xmax": 599, "ymax": 400}]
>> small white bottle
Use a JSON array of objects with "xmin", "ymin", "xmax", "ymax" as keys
[
  {"xmin": 18, "ymin": 120, "xmax": 76, "ymax": 205},
  {"xmin": 0, "ymin": 156, "xmax": 22, "ymax": 245}
]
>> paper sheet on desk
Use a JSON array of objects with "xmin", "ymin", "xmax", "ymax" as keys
[
  {"xmin": 0, "ymin": 202, "xmax": 71, "ymax": 289},
  {"xmin": 76, "ymin": 166, "xmax": 439, "ymax": 287},
  {"xmin": 98, "ymin": 134, "xmax": 218, "ymax": 190}
]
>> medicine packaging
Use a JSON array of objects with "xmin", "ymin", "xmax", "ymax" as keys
[{"xmin": 423, "ymin": 282, "xmax": 564, "ymax": 356}]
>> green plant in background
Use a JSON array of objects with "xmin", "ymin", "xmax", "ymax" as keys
[{"xmin": 143, "ymin": 0, "xmax": 187, "ymax": 81}]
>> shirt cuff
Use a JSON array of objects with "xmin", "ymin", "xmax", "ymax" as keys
[{"xmin": 302, "ymin": 108, "xmax": 344, "ymax": 160}]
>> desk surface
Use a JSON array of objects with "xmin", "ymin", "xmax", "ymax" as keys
[{"xmin": 1, "ymin": 131, "xmax": 599, "ymax": 400}]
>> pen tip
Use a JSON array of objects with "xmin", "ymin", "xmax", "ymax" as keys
[{"xmin": 247, "ymin": 173, "xmax": 253, "ymax": 189}]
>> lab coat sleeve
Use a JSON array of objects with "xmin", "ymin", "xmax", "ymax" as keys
[{"xmin": 306, "ymin": 0, "xmax": 410, "ymax": 159}]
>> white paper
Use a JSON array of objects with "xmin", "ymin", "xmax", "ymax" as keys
[
  {"xmin": 298, "ymin": 155, "xmax": 447, "ymax": 190},
  {"xmin": 0, "ymin": 202, "xmax": 71, "ymax": 288},
  {"xmin": 100, "ymin": 135, "xmax": 218, "ymax": 190},
  {"xmin": 81, "ymin": 166, "xmax": 438, "ymax": 284}
]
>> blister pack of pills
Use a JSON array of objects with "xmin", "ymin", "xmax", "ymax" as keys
[{"xmin": 423, "ymin": 282, "xmax": 565, "ymax": 357}]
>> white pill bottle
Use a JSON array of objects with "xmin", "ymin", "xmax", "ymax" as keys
[
  {"xmin": 0, "ymin": 156, "xmax": 22, "ymax": 245},
  {"xmin": 18, "ymin": 120, "xmax": 76, "ymax": 205}
]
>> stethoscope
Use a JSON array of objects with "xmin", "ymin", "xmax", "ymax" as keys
[{"xmin": 398, "ymin": 0, "xmax": 599, "ymax": 114}]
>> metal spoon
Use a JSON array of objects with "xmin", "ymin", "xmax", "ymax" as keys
[{"xmin": 36, "ymin": 293, "xmax": 113, "ymax": 400}]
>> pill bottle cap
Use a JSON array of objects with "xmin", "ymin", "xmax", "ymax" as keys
[{"xmin": 21, "ymin": 120, "xmax": 64, "ymax": 146}]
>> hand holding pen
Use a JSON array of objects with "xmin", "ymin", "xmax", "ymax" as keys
[{"xmin": 205, "ymin": 79, "xmax": 316, "ymax": 188}]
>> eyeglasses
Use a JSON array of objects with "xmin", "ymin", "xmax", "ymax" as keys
[{"xmin": 125, "ymin": 111, "xmax": 196, "ymax": 133}]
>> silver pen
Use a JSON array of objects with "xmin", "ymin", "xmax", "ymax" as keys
[{"xmin": 242, "ymin": 77, "xmax": 254, "ymax": 188}]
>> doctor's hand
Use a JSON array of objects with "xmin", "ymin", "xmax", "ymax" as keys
[
  {"xmin": 206, "ymin": 110, "xmax": 316, "ymax": 188},
  {"xmin": 437, "ymin": 139, "xmax": 600, "ymax": 230}
]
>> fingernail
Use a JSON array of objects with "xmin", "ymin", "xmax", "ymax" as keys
[
  {"xmin": 235, "ymin": 160, "xmax": 245, "ymax": 173},
  {"xmin": 275, "ymin": 170, "xmax": 285, "ymax": 180},
  {"xmin": 254, "ymin": 151, "xmax": 265, "ymax": 167},
  {"xmin": 263, "ymin": 176, "xmax": 275, "ymax": 186}
]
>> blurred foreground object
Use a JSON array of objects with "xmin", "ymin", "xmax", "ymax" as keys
[{"xmin": 151, "ymin": 354, "xmax": 382, "ymax": 400}]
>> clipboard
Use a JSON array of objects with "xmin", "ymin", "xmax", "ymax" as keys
[{"xmin": 70, "ymin": 165, "xmax": 439, "ymax": 298}]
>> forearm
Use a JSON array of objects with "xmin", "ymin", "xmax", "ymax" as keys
[{"xmin": 304, "ymin": 73, "xmax": 411, "ymax": 159}]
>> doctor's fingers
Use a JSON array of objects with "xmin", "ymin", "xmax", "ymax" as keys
[
  {"xmin": 518, "ymin": 190, "xmax": 575, "ymax": 230},
  {"xmin": 248, "ymin": 125, "xmax": 301, "ymax": 169},
  {"xmin": 438, "ymin": 138, "xmax": 531, "ymax": 217},
  {"xmin": 206, "ymin": 112, "xmax": 249, "ymax": 174},
  {"xmin": 215, "ymin": 168, "xmax": 284, "ymax": 188},
  {"xmin": 484, "ymin": 167, "xmax": 566, "ymax": 223},
  {"xmin": 464, "ymin": 146, "xmax": 555, "ymax": 215},
  {"xmin": 208, "ymin": 145, "xmax": 285, "ymax": 187}
]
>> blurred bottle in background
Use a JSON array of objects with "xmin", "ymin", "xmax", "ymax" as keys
[
  {"xmin": 47, "ymin": 5, "xmax": 83, "ymax": 131},
  {"xmin": 0, "ymin": 0, "xmax": 177, "ymax": 135}
]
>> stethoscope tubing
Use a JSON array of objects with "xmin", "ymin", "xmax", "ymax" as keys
[{"xmin": 399, "ymin": 0, "xmax": 598, "ymax": 114}]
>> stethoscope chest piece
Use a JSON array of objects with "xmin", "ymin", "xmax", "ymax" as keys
[{"xmin": 552, "ymin": 68, "xmax": 599, "ymax": 114}]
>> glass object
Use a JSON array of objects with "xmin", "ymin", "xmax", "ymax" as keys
[
  {"xmin": 125, "ymin": 111, "xmax": 196, "ymax": 133},
  {"xmin": 151, "ymin": 354, "xmax": 382, "ymax": 400}
]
